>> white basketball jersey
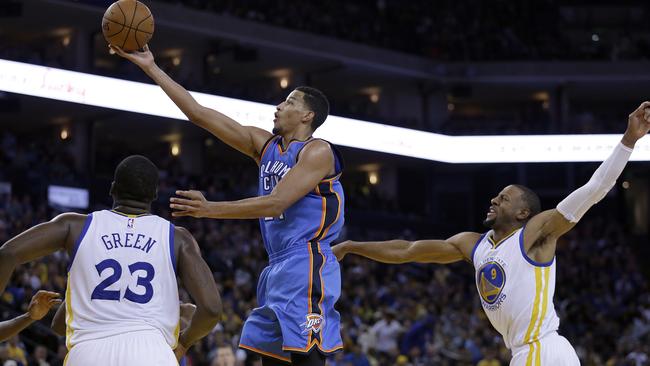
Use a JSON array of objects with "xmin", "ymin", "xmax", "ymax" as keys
[
  {"xmin": 65, "ymin": 210, "xmax": 180, "ymax": 349},
  {"xmin": 472, "ymin": 227, "xmax": 560, "ymax": 350}
]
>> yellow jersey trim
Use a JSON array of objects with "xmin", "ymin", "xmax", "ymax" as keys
[
  {"xmin": 65, "ymin": 276, "xmax": 74, "ymax": 350},
  {"xmin": 488, "ymin": 228, "xmax": 519, "ymax": 249},
  {"xmin": 109, "ymin": 209, "xmax": 151, "ymax": 218}
]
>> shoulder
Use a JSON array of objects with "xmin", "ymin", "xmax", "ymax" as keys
[
  {"xmin": 448, "ymin": 231, "xmax": 484, "ymax": 261},
  {"xmin": 298, "ymin": 139, "xmax": 333, "ymax": 161},
  {"xmin": 173, "ymin": 225, "xmax": 196, "ymax": 245},
  {"xmin": 51, "ymin": 212, "xmax": 89, "ymax": 226},
  {"xmin": 448, "ymin": 231, "xmax": 483, "ymax": 246}
]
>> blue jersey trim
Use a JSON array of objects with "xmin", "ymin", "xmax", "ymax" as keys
[
  {"xmin": 471, "ymin": 232, "xmax": 487, "ymax": 264},
  {"xmin": 68, "ymin": 213, "xmax": 93, "ymax": 272},
  {"xmin": 169, "ymin": 223, "xmax": 177, "ymax": 276},
  {"xmin": 519, "ymin": 226, "xmax": 555, "ymax": 267}
]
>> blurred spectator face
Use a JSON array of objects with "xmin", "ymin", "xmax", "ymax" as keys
[
  {"xmin": 34, "ymin": 346, "xmax": 47, "ymax": 361},
  {"xmin": 212, "ymin": 346, "xmax": 235, "ymax": 366}
]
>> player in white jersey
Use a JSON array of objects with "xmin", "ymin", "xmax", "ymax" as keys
[
  {"xmin": 0, "ymin": 155, "xmax": 222, "ymax": 366},
  {"xmin": 332, "ymin": 102, "xmax": 650, "ymax": 365}
]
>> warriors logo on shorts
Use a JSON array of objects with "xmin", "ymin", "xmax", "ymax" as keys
[
  {"xmin": 477, "ymin": 262, "xmax": 506, "ymax": 306},
  {"xmin": 301, "ymin": 313, "xmax": 324, "ymax": 334}
]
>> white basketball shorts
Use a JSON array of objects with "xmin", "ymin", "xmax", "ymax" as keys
[{"xmin": 65, "ymin": 330, "xmax": 178, "ymax": 366}]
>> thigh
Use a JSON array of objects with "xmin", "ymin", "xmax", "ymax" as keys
[
  {"xmin": 271, "ymin": 254, "xmax": 343, "ymax": 354},
  {"xmin": 240, "ymin": 307, "xmax": 291, "ymax": 363}
]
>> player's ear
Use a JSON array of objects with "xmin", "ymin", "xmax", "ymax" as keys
[
  {"xmin": 302, "ymin": 110, "xmax": 315, "ymax": 124},
  {"xmin": 516, "ymin": 208, "xmax": 531, "ymax": 221},
  {"xmin": 109, "ymin": 182, "xmax": 116, "ymax": 197}
]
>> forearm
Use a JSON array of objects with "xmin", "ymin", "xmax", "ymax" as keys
[
  {"xmin": 557, "ymin": 141, "xmax": 632, "ymax": 222},
  {"xmin": 205, "ymin": 196, "xmax": 283, "ymax": 219},
  {"xmin": 0, "ymin": 250, "xmax": 18, "ymax": 295},
  {"xmin": 178, "ymin": 307, "xmax": 221, "ymax": 348},
  {"xmin": 142, "ymin": 64, "xmax": 206, "ymax": 120},
  {"xmin": 344, "ymin": 240, "xmax": 413, "ymax": 264},
  {"xmin": 0, "ymin": 314, "xmax": 34, "ymax": 342}
]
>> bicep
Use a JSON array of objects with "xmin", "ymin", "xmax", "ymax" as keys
[
  {"xmin": 525, "ymin": 209, "xmax": 576, "ymax": 243},
  {"xmin": 176, "ymin": 229, "xmax": 219, "ymax": 306},
  {"xmin": 405, "ymin": 240, "xmax": 465, "ymax": 264},
  {"xmin": 195, "ymin": 107, "xmax": 272, "ymax": 160},
  {"xmin": 0, "ymin": 216, "xmax": 70, "ymax": 263}
]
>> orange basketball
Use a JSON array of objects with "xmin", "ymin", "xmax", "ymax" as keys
[{"xmin": 102, "ymin": 0, "xmax": 154, "ymax": 52}]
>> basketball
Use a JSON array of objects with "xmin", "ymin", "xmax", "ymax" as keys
[{"xmin": 102, "ymin": 0, "xmax": 154, "ymax": 52}]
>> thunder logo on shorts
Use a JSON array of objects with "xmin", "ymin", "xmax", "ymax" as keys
[{"xmin": 477, "ymin": 262, "xmax": 506, "ymax": 305}]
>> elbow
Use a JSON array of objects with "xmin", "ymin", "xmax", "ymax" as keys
[
  {"xmin": 0, "ymin": 247, "xmax": 17, "ymax": 268},
  {"xmin": 265, "ymin": 197, "xmax": 288, "ymax": 218},
  {"xmin": 203, "ymin": 296, "xmax": 223, "ymax": 320},
  {"xmin": 185, "ymin": 106, "xmax": 205, "ymax": 124}
]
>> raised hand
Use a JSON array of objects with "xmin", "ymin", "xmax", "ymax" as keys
[
  {"xmin": 109, "ymin": 44, "xmax": 155, "ymax": 70},
  {"xmin": 27, "ymin": 291, "xmax": 62, "ymax": 321},
  {"xmin": 170, "ymin": 190, "xmax": 210, "ymax": 218},
  {"xmin": 623, "ymin": 101, "xmax": 650, "ymax": 147}
]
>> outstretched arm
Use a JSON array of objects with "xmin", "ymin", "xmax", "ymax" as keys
[
  {"xmin": 332, "ymin": 232, "xmax": 482, "ymax": 265},
  {"xmin": 0, "ymin": 291, "xmax": 61, "ymax": 342},
  {"xmin": 524, "ymin": 101, "xmax": 650, "ymax": 257},
  {"xmin": 0, "ymin": 213, "xmax": 84, "ymax": 295},
  {"xmin": 110, "ymin": 45, "xmax": 272, "ymax": 163},
  {"xmin": 175, "ymin": 227, "xmax": 222, "ymax": 359},
  {"xmin": 169, "ymin": 140, "xmax": 334, "ymax": 219}
]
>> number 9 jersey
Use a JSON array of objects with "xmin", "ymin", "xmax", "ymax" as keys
[{"xmin": 65, "ymin": 210, "xmax": 180, "ymax": 350}]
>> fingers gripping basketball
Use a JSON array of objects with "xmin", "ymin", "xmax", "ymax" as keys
[{"xmin": 102, "ymin": 0, "xmax": 154, "ymax": 52}]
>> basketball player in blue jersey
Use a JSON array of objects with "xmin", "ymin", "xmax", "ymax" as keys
[
  {"xmin": 0, "ymin": 291, "xmax": 61, "ymax": 341},
  {"xmin": 112, "ymin": 45, "xmax": 345, "ymax": 366},
  {"xmin": 332, "ymin": 102, "xmax": 650, "ymax": 366},
  {"xmin": 0, "ymin": 155, "xmax": 222, "ymax": 365}
]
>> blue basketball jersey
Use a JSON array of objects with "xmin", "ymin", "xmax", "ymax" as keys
[{"xmin": 258, "ymin": 136, "xmax": 345, "ymax": 255}]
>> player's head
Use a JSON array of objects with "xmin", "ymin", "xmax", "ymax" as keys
[
  {"xmin": 273, "ymin": 86, "xmax": 329, "ymax": 135},
  {"xmin": 483, "ymin": 184, "xmax": 541, "ymax": 229},
  {"xmin": 110, "ymin": 155, "xmax": 159, "ymax": 204}
]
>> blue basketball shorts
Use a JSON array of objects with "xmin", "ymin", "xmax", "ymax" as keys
[{"xmin": 239, "ymin": 243, "xmax": 343, "ymax": 362}]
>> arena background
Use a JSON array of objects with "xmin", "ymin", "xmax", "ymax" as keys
[{"xmin": 1, "ymin": 0, "xmax": 649, "ymax": 365}]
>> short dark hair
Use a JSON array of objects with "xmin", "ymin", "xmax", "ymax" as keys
[
  {"xmin": 112, "ymin": 155, "xmax": 159, "ymax": 203},
  {"xmin": 295, "ymin": 86, "xmax": 329, "ymax": 131},
  {"xmin": 513, "ymin": 184, "xmax": 541, "ymax": 221}
]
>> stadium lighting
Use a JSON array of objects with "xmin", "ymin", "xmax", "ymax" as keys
[{"xmin": 1, "ymin": 59, "xmax": 649, "ymax": 163}]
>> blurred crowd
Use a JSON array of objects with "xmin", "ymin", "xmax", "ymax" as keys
[
  {"xmin": 159, "ymin": 0, "xmax": 650, "ymax": 61},
  {"xmin": 0, "ymin": 133, "xmax": 649, "ymax": 366}
]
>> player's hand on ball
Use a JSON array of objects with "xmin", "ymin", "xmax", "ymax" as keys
[
  {"xmin": 331, "ymin": 242, "xmax": 350, "ymax": 262},
  {"xmin": 624, "ymin": 101, "xmax": 650, "ymax": 146},
  {"xmin": 170, "ymin": 190, "xmax": 210, "ymax": 218},
  {"xmin": 27, "ymin": 291, "xmax": 62, "ymax": 321},
  {"xmin": 109, "ymin": 44, "xmax": 155, "ymax": 70}
]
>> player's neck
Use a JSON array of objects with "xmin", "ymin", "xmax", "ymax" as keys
[
  {"xmin": 112, "ymin": 199, "xmax": 151, "ymax": 215},
  {"xmin": 491, "ymin": 223, "xmax": 522, "ymax": 242},
  {"xmin": 280, "ymin": 129, "xmax": 312, "ymax": 148}
]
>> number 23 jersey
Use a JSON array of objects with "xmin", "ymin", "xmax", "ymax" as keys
[{"xmin": 65, "ymin": 210, "xmax": 180, "ymax": 349}]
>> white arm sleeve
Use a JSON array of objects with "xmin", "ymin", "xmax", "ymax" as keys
[{"xmin": 556, "ymin": 142, "xmax": 633, "ymax": 223}]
